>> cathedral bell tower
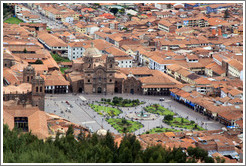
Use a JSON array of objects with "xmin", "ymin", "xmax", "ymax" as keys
[
  {"xmin": 31, "ymin": 73, "xmax": 45, "ymax": 111},
  {"xmin": 23, "ymin": 64, "xmax": 35, "ymax": 83},
  {"xmin": 106, "ymin": 54, "xmax": 116, "ymax": 69}
]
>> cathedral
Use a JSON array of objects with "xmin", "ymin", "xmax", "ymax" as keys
[
  {"xmin": 66, "ymin": 42, "xmax": 181, "ymax": 95},
  {"xmin": 67, "ymin": 43, "xmax": 118, "ymax": 94}
]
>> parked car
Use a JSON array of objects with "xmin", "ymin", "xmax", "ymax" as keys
[{"xmin": 159, "ymin": 98, "xmax": 165, "ymax": 101}]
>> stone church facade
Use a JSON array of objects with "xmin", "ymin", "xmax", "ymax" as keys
[{"xmin": 67, "ymin": 43, "xmax": 118, "ymax": 95}]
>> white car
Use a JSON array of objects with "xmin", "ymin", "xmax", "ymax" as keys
[{"xmin": 159, "ymin": 98, "xmax": 165, "ymax": 101}]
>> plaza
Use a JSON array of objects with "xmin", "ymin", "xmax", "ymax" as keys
[{"xmin": 44, "ymin": 93, "xmax": 224, "ymax": 135}]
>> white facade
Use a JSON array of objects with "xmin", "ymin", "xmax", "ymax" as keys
[
  {"xmin": 65, "ymin": 16, "xmax": 74, "ymax": 24},
  {"xmin": 38, "ymin": 38, "xmax": 68, "ymax": 52},
  {"xmin": 15, "ymin": 4, "xmax": 30, "ymax": 14},
  {"xmin": 149, "ymin": 59, "xmax": 169, "ymax": 73},
  {"xmin": 213, "ymin": 57, "xmax": 222, "ymax": 66},
  {"xmin": 86, "ymin": 26, "xmax": 100, "ymax": 35},
  {"xmin": 158, "ymin": 23, "xmax": 169, "ymax": 32},
  {"xmin": 116, "ymin": 59, "xmax": 133, "ymax": 68},
  {"xmin": 220, "ymin": 90, "xmax": 227, "ymax": 98},
  {"xmin": 45, "ymin": 85, "xmax": 68, "ymax": 93},
  {"xmin": 240, "ymin": 70, "xmax": 243, "ymax": 80},
  {"xmin": 228, "ymin": 65, "xmax": 242, "ymax": 78},
  {"xmin": 68, "ymin": 46, "xmax": 86, "ymax": 60},
  {"xmin": 155, "ymin": 3, "xmax": 168, "ymax": 9}
]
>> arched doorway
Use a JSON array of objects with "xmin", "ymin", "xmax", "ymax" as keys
[
  {"xmin": 130, "ymin": 89, "xmax": 134, "ymax": 94},
  {"xmin": 79, "ymin": 88, "xmax": 83, "ymax": 93},
  {"xmin": 97, "ymin": 87, "xmax": 102, "ymax": 93},
  {"xmin": 114, "ymin": 87, "xmax": 118, "ymax": 93}
]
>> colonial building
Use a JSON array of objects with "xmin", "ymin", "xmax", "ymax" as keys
[
  {"xmin": 66, "ymin": 43, "xmax": 181, "ymax": 95},
  {"xmin": 3, "ymin": 64, "xmax": 45, "ymax": 111},
  {"xmin": 67, "ymin": 43, "xmax": 118, "ymax": 94}
]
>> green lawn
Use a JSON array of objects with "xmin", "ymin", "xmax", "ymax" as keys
[
  {"xmin": 144, "ymin": 104, "xmax": 175, "ymax": 116},
  {"xmin": 60, "ymin": 67, "xmax": 68, "ymax": 74},
  {"xmin": 4, "ymin": 17, "xmax": 23, "ymax": 24},
  {"xmin": 164, "ymin": 117, "xmax": 205, "ymax": 131},
  {"xmin": 89, "ymin": 104, "xmax": 122, "ymax": 117},
  {"xmin": 143, "ymin": 128, "xmax": 181, "ymax": 134},
  {"xmin": 106, "ymin": 118, "xmax": 143, "ymax": 133},
  {"xmin": 51, "ymin": 53, "xmax": 71, "ymax": 63}
]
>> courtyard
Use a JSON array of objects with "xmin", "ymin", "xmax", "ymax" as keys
[{"xmin": 44, "ymin": 93, "xmax": 224, "ymax": 135}]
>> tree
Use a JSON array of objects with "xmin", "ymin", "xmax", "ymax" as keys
[
  {"xmin": 190, "ymin": 120, "xmax": 195, "ymax": 125},
  {"xmin": 34, "ymin": 59, "xmax": 43, "ymax": 64},
  {"xmin": 153, "ymin": 104, "xmax": 159, "ymax": 110},
  {"xmin": 23, "ymin": 48, "xmax": 27, "ymax": 53},
  {"xmin": 119, "ymin": 8, "xmax": 125, "ymax": 14},
  {"xmin": 66, "ymin": 125, "xmax": 74, "ymax": 137},
  {"xmin": 167, "ymin": 4, "xmax": 172, "ymax": 9},
  {"xmin": 224, "ymin": 9, "xmax": 230, "ymax": 19},
  {"xmin": 122, "ymin": 118, "xmax": 127, "ymax": 125},
  {"xmin": 110, "ymin": 8, "xmax": 119, "ymax": 16},
  {"xmin": 164, "ymin": 115, "xmax": 173, "ymax": 123},
  {"xmin": 112, "ymin": 96, "xmax": 119, "ymax": 105},
  {"xmin": 181, "ymin": 118, "xmax": 184, "ymax": 124},
  {"xmin": 204, "ymin": 156, "xmax": 214, "ymax": 163}
]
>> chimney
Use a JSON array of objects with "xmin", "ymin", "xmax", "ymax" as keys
[
  {"xmin": 211, "ymin": 27, "xmax": 216, "ymax": 36},
  {"xmin": 218, "ymin": 25, "xmax": 222, "ymax": 36}
]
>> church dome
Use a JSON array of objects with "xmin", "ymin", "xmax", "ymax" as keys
[
  {"xmin": 25, "ymin": 64, "xmax": 34, "ymax": 70},
  {"xmin": 84, "ymin": 42, "xmax": 102, "ymax": 58}
]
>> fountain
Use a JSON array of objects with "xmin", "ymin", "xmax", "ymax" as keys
[
  {"xmin": 126, "ymin": 109, "xmax": 157, "ymax": 121},
  {"xmin": 137, "ymin": 110, "xmax": 150, "ymax": 118}
]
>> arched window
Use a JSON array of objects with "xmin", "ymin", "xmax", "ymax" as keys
[
  {"xmin": 27, "ymin": 76, "xmax": 29, "ymax": 82},
  {"xmin": 109, "ymin": 79, "xmax": 112, "ymax": 82},
  {"xmin": 40, "ymin": 87, "xmax": 42, "ymax": 92},
  {"xmin": 110, "ymin": 64, "xmax": 113, "ymax": 68},
  {"xmin": 88, "ymin": 79, "xmax": 90, "ymax": 83},
  {"xmin": 36, "ymin": 87, "xmax": 38, "ymax": 92}
]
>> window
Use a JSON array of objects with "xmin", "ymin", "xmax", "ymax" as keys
[
  {"xmin": 40, "ymin": 87, "xmax": 42, "ymax": 92},
  {"xmin": 14, "ymin": 117, "xmax": 28, "ymax": 132},
  {"xmin": 31, "ymin": 76, "xmax": 33, "ymax": 80},
  {"xmin": 27, "ymin": 76, "xmax": 29, "ymax": 82},
  {"xmin": 109, "ymin": 79, "xmax": 112, "ymax": 82},
  {"xmin": 36, "ymin": 87, "xmax": 38, "ymax": 92},
  {"xmin": 110, "ymin": 64, "xmax": 113, "ymax": 68},
  {"xmin": 88, "ymin": 79, "xmax": 90, "ymax": 83}
]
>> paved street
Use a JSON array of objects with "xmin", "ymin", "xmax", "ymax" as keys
[
  {"xmin": 45, "ymin": 93, "xmax": 224, "ymax": 135},
  {"xmin": 28, "ymin": 8, "xmax": 68, "ymax": 30}
]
